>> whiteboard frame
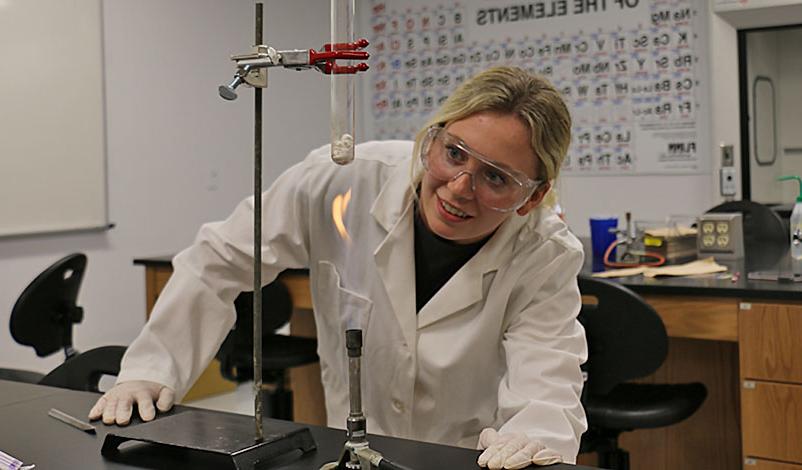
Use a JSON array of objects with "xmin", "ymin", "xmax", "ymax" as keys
[{"xmin": 0, "ymin": 0, "xmax": 110, "ymax": 238}]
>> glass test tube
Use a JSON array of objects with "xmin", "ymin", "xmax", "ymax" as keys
[{"xmin": 330, "ymin": 0, "xmax": 355, "ymax": 165}]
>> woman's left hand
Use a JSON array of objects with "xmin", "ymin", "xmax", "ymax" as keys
[{"xmin": 477, "ymin": 428, "xmax": 563, "ymax": 469}]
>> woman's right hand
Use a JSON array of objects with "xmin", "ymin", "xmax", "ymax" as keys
[{"xmin": 88, "ymin": 380, "xmax": 175, "ymax": 426}]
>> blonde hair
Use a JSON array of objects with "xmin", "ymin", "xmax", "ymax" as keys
[{"xmin": 411, "ymin": 66, "xmax": 571, "ymax": 207}]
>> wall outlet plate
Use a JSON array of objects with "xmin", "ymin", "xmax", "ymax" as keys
[
  {"xmin": 697, "ymin": 213, "xmax": 744, "ymax": 259},
  {"xmin": 720, "ymin": 167, "xmax": 737, "ymax": 196}
]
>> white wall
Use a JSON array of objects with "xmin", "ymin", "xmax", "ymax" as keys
[{"xmin": 0, "ymin": 0, "xmax": 330, "ymax": 374}]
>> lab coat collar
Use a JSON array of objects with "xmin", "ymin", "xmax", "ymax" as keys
[
  {"xmin": 370, "ymin": 160, "xmax": 415, "ymax": 232},
  {"xmin": 371, "ymin": 161, "xmax": 542, "ymax": 334}
]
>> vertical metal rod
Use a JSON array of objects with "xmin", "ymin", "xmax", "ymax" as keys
[{"xmin": 253, "ymin": 1, "xmax": 264, "ymax": 443}]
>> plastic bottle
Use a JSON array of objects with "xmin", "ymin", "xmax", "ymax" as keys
[{"xmin": 778, "ymin": 175, "xmax": 802, "ymax": 260}]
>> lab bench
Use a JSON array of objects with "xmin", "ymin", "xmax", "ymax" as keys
[
  {"xmin": 0, "ymin": 379, "xmax": 601, "ymax": 470},
  {"xmin": 135, "ymin": 241, "xmax": 802, "ymax": 470}
]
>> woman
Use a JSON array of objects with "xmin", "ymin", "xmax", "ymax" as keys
[{"xmin": 89, "ymin": 66, "xmax": 587, "ymax": 469}]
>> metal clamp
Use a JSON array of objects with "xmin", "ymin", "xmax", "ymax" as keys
[{"xmin": 219, "ymin": 39, "xmax": 369, "ymax": 100}]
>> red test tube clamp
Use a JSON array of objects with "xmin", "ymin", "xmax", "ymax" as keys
[{"xmin": 309, "ymin": 38, "xmax": 370, "ymax": 74}]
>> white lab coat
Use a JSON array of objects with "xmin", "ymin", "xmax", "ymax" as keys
[{"xmin": 117, "ymin": 140, "xmax": 588, "ymax": 462}]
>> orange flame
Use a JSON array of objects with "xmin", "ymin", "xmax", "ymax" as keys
[{"xmin": 332, "ymin": 188, "xmax": 352, "ymax": 243}]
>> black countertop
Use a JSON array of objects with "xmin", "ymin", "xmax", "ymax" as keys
[
  {"xmin": 133, "ymin": 255, "xmax": 173, "ymax": 267},
  {"xmin": 133, "ymin": 255, "xmax": 309, "ymax": 278},
  {"xmin": 135, "ymin": 238, "xmax": 802, "ymax": 301},
  {"xmin": 581, "ymin": 238, "xmax": 802, "ymax": 300},
  {"xmin": 0, "ymin": 380, "xmax": 599, "ymax": 470}
]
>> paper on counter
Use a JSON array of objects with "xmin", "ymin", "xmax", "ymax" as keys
[
  {"xmin": 592, "ymin": 257, "xmax": 727, "ymax": 279},
  {"xmin": 642, "ymin": 257, "xmax": 727, "ymax": 277},
  {"xmin": 0, "ymin": 450, "xmax": 35, "ymax": 470},
  {"xmin": 592, "ymin": 266, "xmax": 647, "ymax": 278}
]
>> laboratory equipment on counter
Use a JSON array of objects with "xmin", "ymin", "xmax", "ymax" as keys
[
  {"xmin": 642, "ymin": 220, "xmax": 698, "ymax": 264},
  {"xmin": 603, "ymin": 212, "xmax": 666, "ymax": 268},
  {"xmin": 778, "ymin": 175, "xmax": 802, "ymax": 261},
  {"xmin": 320, "ymin": 330, "xmax": 414, "ymax": 470},
  {"xmin": 218, "ymin": 0, "xmax": 367, "ymax": 446},
  {"xmin": 103, "ymin": 5, "xmax": 368, "ymax": 467},
  {"xmin": 218, "ymin": 0, "xmax": 368, "ymax": 166}
]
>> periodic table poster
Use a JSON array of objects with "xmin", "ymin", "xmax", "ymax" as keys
[{"xmin": 359, "ymin": 0, "xmax": 710, "ymax": 175}]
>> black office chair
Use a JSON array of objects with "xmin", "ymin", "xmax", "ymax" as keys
[
  {"xmin": 707, "ymin": 200, "xmax": 787, "ymax": 267},
  {"xmin": 39, "ymin": 345, "xmax": 126, "ymax": 393},
  {"xmin": 577, "ymin": 275, "xmax": 707, "ymax": 470},
  {"xmin": 0, "ymin": 253, "xmax": 87, "ymax": 384},
  {"xmin": 215, "ymin": 280, "xmax": 318, "ymax": 421}
]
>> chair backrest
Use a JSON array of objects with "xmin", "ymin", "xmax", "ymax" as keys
[
  {"xmin": 10, "ymin": 253, "xmax": 87, "ymax": 359},
  {"xmin": 38, "ymin": 345, "xmax": 126, "ymax": 393},
  {"xmin": 215, "ymin": 280, "xmax": 293, "ymax": 382},
  {"xmin": 578, "ymin": 275, "xmax": 668, "ymax": 396},
  {"xmin": 707, "ymin": 200, "xmax": 787, "ymax": 250}
]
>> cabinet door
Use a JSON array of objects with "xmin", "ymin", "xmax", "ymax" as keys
[
  {"xmin": 742, "ymin": 380, "xmax": 802, "ymax": 463},
  {"xmin": 744, "ymin": 458, "xmax": 802, "ymax": 470},
  {"xmin": 740, "ymin": 302, "xmax": 802, "ymax": 383}
]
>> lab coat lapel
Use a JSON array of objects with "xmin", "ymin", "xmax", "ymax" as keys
[
  {"xmin": 371, "ymin": 163, "xmax": 418, "ymax": 350},
  {"xmin": 417, "ymin": 214, "xmax": 530, "ymax": 329}
]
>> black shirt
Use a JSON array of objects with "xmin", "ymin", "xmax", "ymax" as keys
[{"xmin": 413, "ymin": 203, "xmax": 490, "ymax": 312}]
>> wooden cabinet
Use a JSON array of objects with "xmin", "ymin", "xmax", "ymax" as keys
[
  {"xmin": 740, "ymin": 302, "xmax": 802, "ymax": 467},
  {"xmin": 646, "ymin": 295, "xmax": 739, "ymax": 342},
  {"xmin": 740, "ymin": 303, "xmax": 802, "ymax": 383},
  {"xmin": 742, "ymin": 381, "xmax": 802, "ymax": 463}
]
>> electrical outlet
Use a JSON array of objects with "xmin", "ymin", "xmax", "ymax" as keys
[
  {"xmin": 697, "ymin": 213, "xmax": 744, "ymax": 259},
  {"xmin": 720, "ymin": 167, "xmax": 737, "ymax": 196}
]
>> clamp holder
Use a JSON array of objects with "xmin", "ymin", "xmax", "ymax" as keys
[{"xmin": 219, "ymin": 39, "xmax": 369, "ymax": 100}]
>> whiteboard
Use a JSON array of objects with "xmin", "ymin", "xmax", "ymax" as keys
[
  {"xmin": 360, "ymin": 0, "xmax": 710, "ymax": 176},
  {"xmin": 0, "ymin": 0, "xmax": 108, "ymax": 237}
]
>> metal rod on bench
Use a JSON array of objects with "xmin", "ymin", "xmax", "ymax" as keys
[{"xmin": 252, "ymin": 1, "xmax": 264, "ymax": 443}]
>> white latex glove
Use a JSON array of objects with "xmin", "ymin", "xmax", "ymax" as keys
[
  {"xmin": 88, "ymin": 380, "xmax": 175, "ymax": 426},
  {"xmin": 477, "ymin": 428, "xmax": 564, "ymax": 469}
]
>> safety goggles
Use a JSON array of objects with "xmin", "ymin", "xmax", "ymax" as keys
[{"xmin": 419, "ymin": 126, "xmax": 543, "ymax": 212}]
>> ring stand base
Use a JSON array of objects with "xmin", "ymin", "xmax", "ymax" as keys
[{"xmin": 101, "ymin": 409, "xmax": 316, "ymax": 470}]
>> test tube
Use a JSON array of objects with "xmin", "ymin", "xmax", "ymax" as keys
[{"xmin": 330, "ymin": 0, "xmax": 356, "ymax": 165}]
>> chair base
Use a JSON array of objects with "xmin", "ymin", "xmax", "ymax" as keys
[
  {"xmin": 598, "ymin": 447, "xmax": 630, "ymax": 470},
  {"xmin": 580, "ymin": 428, "xmax": 631, "ymax": 470},
  {"xmin": 261, "ymin": 387, "xmax": 293, "ymax": 421}
]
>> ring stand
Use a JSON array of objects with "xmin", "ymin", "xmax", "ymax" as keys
[
  {"xmin": 101, "ymin": 2, "xmax": 369, "ymax": 468},
  {"xmin": 101, "ymin": 410, "xmax": 315, "ymax": 470}
]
